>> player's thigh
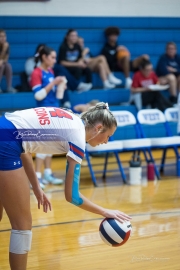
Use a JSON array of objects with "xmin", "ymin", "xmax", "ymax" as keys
[{"xmin": 0, "ymin": 167, "xmax": 32, "ymax": 230}]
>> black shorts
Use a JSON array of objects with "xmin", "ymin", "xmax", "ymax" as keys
[{"xmin": 114, "ymin": 60, "xmax": 139, "ymax": 73}]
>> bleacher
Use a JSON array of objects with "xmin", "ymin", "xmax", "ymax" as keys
[{"xmin": 0, "ymin": 16, "xmax": 180, "ymax": 113}]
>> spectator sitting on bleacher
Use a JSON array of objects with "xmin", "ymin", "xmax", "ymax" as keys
[
  {"xmin": 131, "ymin": 59, "xmax": 172, "ymax": 112},
  {"xmin": 101, "ymin": 26, "xmax": 149, "ymax": 89},
  {"xmin": 30, "ymin": 45, "xmax": 65, "ymax": 188},
  {"xmin": 25, "ymin": 43, "xmax": 91, "ymax": 94},
  {"xmin": 156, "ymin": 42, "xmax": 180, "ymax": 105},
  {"xmin": 77, "ymin": 37, "xmax": 121, "ymax": 89},
  {"xmin": 58, "ymin": 29, "xmax": 93, "ymax": 88},
  {"xmin": 0, "ymin": 29, "xmax": 17, "ymax": 93}
]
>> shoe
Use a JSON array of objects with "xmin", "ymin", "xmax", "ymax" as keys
[
  {"xmin": 7, "ymin": 87, "xmax": 17, "ymax": 93},
  {"xmin": 0, "ymin": 88, "xmax": 3, "ymax": 93},
  {"xmin": 103, "ymin": 80, "xmax": 116, "ymax": 89},
  {"xmin": 63, "ymin": 101, "xmax": 71, "ymax": 108},
  {"xmin": 43, "ymin": 173, "xmax": 63, "ymax": 185},
  {"xmin": 108, "ymin": 73, "xmax": 122, "ymax": 85},
  {"xmin": 125, "ymin": 78, "xmax": 132, "ymax": 89},
  {"xmin": 77, "ymin": 82, "xmax": 92, "ymax": 93}
]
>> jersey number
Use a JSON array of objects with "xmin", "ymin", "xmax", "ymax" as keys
[{"xmin": 49, "ymin": 108, "xmax": 73, "ymax": 120}]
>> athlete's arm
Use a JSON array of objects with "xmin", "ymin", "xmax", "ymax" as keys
[
  {"xmin": 21, "ymin": 153, "xmax": 51, "ymax": 212},
  {"xmin": 21, "ymin": 152, "xmax": 41, "ymax": 190},
  {"xmin": 65, "ymin": 156, "xmax": 131, "ymax": 223}
]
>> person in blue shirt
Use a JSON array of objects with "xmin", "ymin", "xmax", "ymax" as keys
[
  {"xmin": 31, "ymin": 45, "xmax": 65, "ymax": 188},
  {"xmin": 156, "ymin": 42, "xmax": 180, "ymax": 104}
]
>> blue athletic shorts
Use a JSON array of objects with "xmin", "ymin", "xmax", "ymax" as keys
[{"xmin": 0, "ymin": 116, "xmax": 24, "ymax": 171}]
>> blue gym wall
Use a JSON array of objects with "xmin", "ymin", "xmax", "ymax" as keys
[{"xmin": 0, "ymin": 0, "xmax": 180, "ymax": 113}]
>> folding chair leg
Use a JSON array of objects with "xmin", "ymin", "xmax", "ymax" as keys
[
  {"xmin": 143, "ymin": 149, "xmax": 149, "ymax": 163},
  {"xmin": 160, "ymin": 148, "xmax": 167, "ymax": 174},
  {"xmin": 148, "ymin": 149, "xmax": 160, "ymax": 180},
  {"xmin": 114, "ymin": 152, "xmax": 127, "ymax": 184},
  {"xmin": 177, "ymin": 158, "xmax": 180, "ymax": 177},
  {"xmin": 85, "ymin": 152, "xmax": 98, "ymax": 187},
  {"xmin": 173, "ymin": 146, "xmax": 180, "ymax": 177},
  {"xmin": 102, "ymin": 152, "xmax": 109, "ymax": 179}
]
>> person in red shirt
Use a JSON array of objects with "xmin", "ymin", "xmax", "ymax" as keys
[{"xmin": 131, "ymin": 59, "xmax": 172, "ymax": 111}]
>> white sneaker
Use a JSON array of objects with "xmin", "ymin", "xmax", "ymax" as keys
[
  {"xmin": 125, "ymin": 77, "xmax": 132, "ymax": 89},
  {"xmin": 43, "ymin": 173, "xmax": 63, "ymax": 185},
  {"xmin": 7, "ymin": 87, "xmax": 17, "ymax": 93},
  {"xmin": 108, "ymin": 73, "xmax": 122, "ymax": 85},
  {"xmin": 77, "ymin": 82, "xmax": 92, "ymax": 93},
  {"xmin": 103, "ymin": 80, "xmax": 116, "ymax": 89}
]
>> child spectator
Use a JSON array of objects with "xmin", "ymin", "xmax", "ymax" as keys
[
  {"xmin": 57, "ymin": 29, "xmax": 92, "ymax": 88},
  {"xmin": 77, "ymin": 37, "xmax": 121, "ymax": 89},
  {"xmin": 156, "ymin": 42, "xmax": 180, "ymax": 104},
  {"xmin": 0, "ymin": 29, "xmax": 17, "ymax": 93},
  {"xmin": 131, "ymin": 59, "xmax": 172, "ymax": 111},
  {"xmin": 101, "ymin": 26, "xmax": 149, "ymax": 89}
]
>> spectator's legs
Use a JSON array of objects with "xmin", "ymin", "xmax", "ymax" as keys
[
  {"xmin": 4, "ymin": 63, "xmax": 13, "ymax": 90},
  {"xmin": 66, "ymin": 67, "xmax": 82, "ymax": 80},
  {"xmin": 82, "ymin": 67, "xmax": 92, "ymax": 83},
  {"xmin": 117, "ymin": 56, "xmax": 130, "ymax": 78},
  {"xmin": 0, "ymin": 63, "xmax": 6, "ymax": 85},
  {"xmin": 142, "ymin": 91, "xmax": 172, "ymax": 111},
  {"xmin": 159, "ymin": 74, "xmax": 177, "ymax": 103},
  {"xmin": 53, "ymin": 64, "xmax": 79, "ymax": 90},
  {"xmin": 35, "ymin": 157, "xmax": 44, "ymax": 174},
  {"xmin": 131, "ymin": 54, "xmax": 149, "ymax": 70},
  {"xmin": 177, "ymin": 75, "xmax": 180, "ymax": 92},
  {"xmin": 87, "ymin": 56, "xmax": 110, "ymax": 79},
  {"xmin": 87, "ymin": 56, "xmax": 121, "ymax": 87}
]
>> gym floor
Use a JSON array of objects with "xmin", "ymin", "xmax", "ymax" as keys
[{"xmin": 0, "ymin": 150, "xmax": 180, "ymax": 270}]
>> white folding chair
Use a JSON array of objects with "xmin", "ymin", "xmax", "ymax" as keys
[{"xmin": 138, "ymin": 109, "xmax": 180, "ymax": 176}]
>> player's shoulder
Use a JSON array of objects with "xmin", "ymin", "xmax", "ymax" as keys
[{"xmin": 32, "ymin": 67, "xmax": 42, "ymax": 77}]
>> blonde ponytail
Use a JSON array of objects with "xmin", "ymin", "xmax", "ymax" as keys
[{"xmin": 80, "ymin": 102, "xmax": 117, "ymax": 131}]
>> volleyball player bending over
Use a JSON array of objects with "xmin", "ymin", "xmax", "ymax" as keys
[{"xmin": 0, "ymin": 102, "xmax": 131, "ymax": 270}]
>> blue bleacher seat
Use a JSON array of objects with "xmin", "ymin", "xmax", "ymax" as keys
[{"xmin": 0, "ymin": 16, "xmax": 180, "ymax": 113}]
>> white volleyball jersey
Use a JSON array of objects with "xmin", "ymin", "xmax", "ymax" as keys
[{"xmin": 5, "ymin": 107, "xmax": 85, "ymax": 164}]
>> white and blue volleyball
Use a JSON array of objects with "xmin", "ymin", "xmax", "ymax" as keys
[{"xmin": 99, "ymin": 218, "xmax": 132, "ymax": 247}]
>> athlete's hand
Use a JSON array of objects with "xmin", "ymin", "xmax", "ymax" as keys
[
  {"xmin": 77, "ymin": 59, "xmax": 87, "ymax": 68},
  {"xmin": 102, "ymin": 209, "xmax": 132, "ymax": 223},
  {"xmin": 53, "ymin": 76, "xmax": 67, "ymax": 86},
  {"xmin": 33, "ymin": 187, "xmax": 52, "ymax": 213}
]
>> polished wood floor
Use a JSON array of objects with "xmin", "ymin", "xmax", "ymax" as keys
[{"xmin": 0, "ymin": 150, "xmax": 180, "ymax": 270}]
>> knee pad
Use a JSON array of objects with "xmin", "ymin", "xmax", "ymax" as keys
[
  {"xmin": 36, "ymin": 153, "xmax": 47, "ymax": 160},
  {"xmin": 10, "ymin": 230, "xmax": 32, "ymax": 254}
]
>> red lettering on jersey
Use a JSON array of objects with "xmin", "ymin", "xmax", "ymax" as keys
[
  {"xmin": 40, "ymin": 119, "xmax": 50, "ymax": 125},
  {"xmin": 34, "ymin": 108, "xmax": 51, "ymax": 125},
  {"xmin": 49, "ymin": 108, "xmax": 73, "ymax": 120}
]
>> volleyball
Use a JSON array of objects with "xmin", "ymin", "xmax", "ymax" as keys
[
  {"xmin": 117, "ymin": 49, "xmax": 130, "ymax": 60},
  {"xmin": 99, "ymin": 218, "xmax": 132, "ymax": 247}
]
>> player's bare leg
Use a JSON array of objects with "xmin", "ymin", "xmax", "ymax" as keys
[{"xmin": 0, "ymin": 167, "xmax": 32, "ymax": 270}]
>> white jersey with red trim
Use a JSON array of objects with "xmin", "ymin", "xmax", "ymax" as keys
[{"xmin": 5, "ymin": 107, "xmax": 85, "ymax": 164}]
